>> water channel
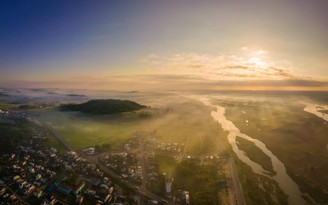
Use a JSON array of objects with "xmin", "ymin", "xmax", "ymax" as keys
[{"xmin": 201, "ymin": 98, "xmax": 311, "ymax": 205}]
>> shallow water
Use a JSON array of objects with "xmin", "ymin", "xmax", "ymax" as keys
[
  {"xmin": 201, "ymin": 98, "xmax": 309, "ymax": 205},
  {"xmin": 304, "ymin": 104, "xmax": 328, "ymax": 122}
]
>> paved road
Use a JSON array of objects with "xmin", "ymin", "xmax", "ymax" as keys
[
  {"xmin": 41, "ymin": 121, "xmax": 75, "ymax": 151},
  {"xmin": 38, "ymin": 117, "xmax": 166, "ymax": 204},
  {"xmin": 1, "ymin": 184, "xmax": 28, "ymax": 204},
  {"xmin": 230, "ymin": 157, "xmax": 246, "ymax": 205}
]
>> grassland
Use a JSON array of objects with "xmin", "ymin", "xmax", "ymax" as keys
[
  {"xmin": 0, "ymin": 102, "xmax": 20, "ymax": 109},
  {"xmin": 236, "ymin": 136, "xmax": 275, "ymax": 175},
  {"xmin": 33, "ymin": 99, "xmax": 229, "ymax": 154},
  {"xmin": 43, "ymin": 129, "xmax": 69, "ymax": 153},
  {"xmin": 234, "ymin": 154, "xmax": 288, "ymax": 205},
  {"xmin": 33, "ymin": 109, "xmax": 144, "ymax": 150}
]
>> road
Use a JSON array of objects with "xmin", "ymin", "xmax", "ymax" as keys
[
  {"xmin": 230, "ymin": 157, "xmax": 246, "ymax": 205},
  {"xmin": 38, "ymin": 117, "xmax": 166, "ymax": 204},
  {"xmin": 41, "ymin": 121, "xmax": 75, "ymax": 151},
  {"xmin": 1, "ymin": 184, "xmax": 28, "ymax": 204}
]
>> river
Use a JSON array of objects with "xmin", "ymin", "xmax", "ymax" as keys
[
  {"xmin": 304, "ymin": 103, "xmax": 328, "ymax": 122},
  {"xmin": 201, "ymin": 98, "xmax": 310, "ymax": 205}
]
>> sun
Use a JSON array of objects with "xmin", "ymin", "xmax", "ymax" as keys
[{"xmin": 248, "ymin": 57, "xmax": 267, "ymax": 68}]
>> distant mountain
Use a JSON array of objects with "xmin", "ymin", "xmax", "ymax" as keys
[
  {"xmin": 0, "ymin": 92, "xmax": 9, "ymax": 96},
  {"xmin": 48, "ymin": 92, "xmax": 59, "ymax": 95},
  {"xmin": 66, "ymin": 94, "xmax": 87, "ymax": 97},
  {"xmin": 60, "ymin": 99, "xmax": 146, "ymax": 115}
]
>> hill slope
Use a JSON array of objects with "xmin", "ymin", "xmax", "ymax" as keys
[{"xmin": 60, "ymin": 99, "xmax": 146, "ymax": 115}]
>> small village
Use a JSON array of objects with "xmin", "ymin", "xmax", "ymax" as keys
[
  {"xmin": 0, "ymin": 141, "xmax": 138, "ymax": 205},
  {"xmin": 0, "ymin": 128, "xmax": 232, "ymax": 205},
  {"xmin": 0, "ymin": 137, "xmax": 198, "ymax": 205},
  {"xmin": 0, "ymin": 107, "xmax": 234, "ymax": 205}
]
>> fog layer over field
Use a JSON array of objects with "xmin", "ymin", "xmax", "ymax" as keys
[{"xmin": 1, "ymin": 88, "xmax": 328, "ymax": 203}]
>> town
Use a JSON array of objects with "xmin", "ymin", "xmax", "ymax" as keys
[{"xmin": 0, "ymin": 107, "xmax": 238, "ymax": 205}]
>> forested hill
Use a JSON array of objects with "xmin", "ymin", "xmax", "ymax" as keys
[{"xmin": 60, "ymin": 99, "xmax": 146, "ymax": 115}]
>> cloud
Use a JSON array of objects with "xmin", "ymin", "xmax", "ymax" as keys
[
  {"xmin": 141, "ymin": 52, "xmax": 298, "ymax": 81},
  {"xmin": 241, "ymin": 46, "xmax": 249, "ymax": 51},
  {"xmin": 2, "ymin": 73, "xmax": 328, "ymax": 91},
  {"xmin": 2, "ymin": 51, "xmax": 327, "ymax": 91}
]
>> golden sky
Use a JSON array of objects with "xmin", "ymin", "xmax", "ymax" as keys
[{"xmin": 1, "ymin": 0, "xmax": 328, "ymax": 91}]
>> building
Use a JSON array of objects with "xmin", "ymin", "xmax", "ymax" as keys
[
  {"xmin": 55, "ymin": 175, "xmax": 85, "ymax": 196},
  {"xmin": 165, "ymin": 174, "xmax": 173, "ymax": 193}
]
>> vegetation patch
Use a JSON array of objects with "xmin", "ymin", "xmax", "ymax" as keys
[
  {"xmin": 236, "ymin": 136, "xmax": 275, "ymax": 175},
  {"xmin": 0, "ymin": 118, "xmax": 34, "ymax": 152},
  {"xmin": 35, "ymin": 100, "xmax": 229, "ymax": 154},
  {"xmin": 34, "ymin": 109, "xmax": 144, "ymax": 150},
  {"xmin": 153, "ymin": 155, "xmax": 220, "ymax": 205},
  {"xmin": 235, "ymin": 155, "xmax": 288, "ymax": 205},
  {"xmin": 318, "ymin": 109, "xmax": 328, "ymax": 114},
  {"xmin": 0, "ymin": 103, "xmax": 20, "ymax": 109},
  {"xmin": 287, "ymin": 169, "xmax": 328, "ymax": 204},
  {"xmin": 155, "ymin": 155, "xmax": 177, "ymax": 174},
  {"xmin": 60, "ymin": 99, "xmax": 146, "ymax": 115},
  {"xmin": 174, "ymin": 160, "xmax": 219, "ymax": 205}
]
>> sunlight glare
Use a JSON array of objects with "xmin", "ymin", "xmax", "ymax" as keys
[{"xmin": 248, "ymin": 57, "xmax": 267, "ymax": 68}]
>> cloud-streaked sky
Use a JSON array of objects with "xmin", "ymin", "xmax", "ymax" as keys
[{"xmin": 1, "ymin": 0, "xmax": 328, "ymax": 90}]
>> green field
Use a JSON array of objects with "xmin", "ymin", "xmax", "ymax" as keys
[
  {"xmin": 34, "ymin": 109, "xmax": 145, "ymax": 149},
  {"xmin": 0, "ymin": 102, "xmax": 20, "ymax": 109},
  {"xmin": 43, "ymin": 129, "xmax": 69, "ymax": 153},
  {"xmin": 33, "ymin": 99, "xmax": 229, "ymax": 154},
  {"xmin": 31, "ymin": 98, "xmax": 229, "ymax": 204}
]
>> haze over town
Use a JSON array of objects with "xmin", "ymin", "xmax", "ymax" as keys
[{"xmin": 1, "ymin": 1, "xmax": 328, "ymax": 205}]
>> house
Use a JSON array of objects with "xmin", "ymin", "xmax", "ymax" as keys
[{"xmin": 55, "ymin": 175, "xmax": 85, "ymax": 196}]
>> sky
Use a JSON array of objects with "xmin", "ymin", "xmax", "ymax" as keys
[{"xmin": 1, "ymin": 0, "xmax": 328, "ymax": 91}]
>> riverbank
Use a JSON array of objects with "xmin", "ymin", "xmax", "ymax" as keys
[{"xmin": 201, "ymin": 97, "xmax": 309, "ymax": 205}]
